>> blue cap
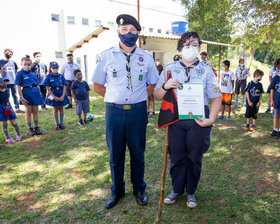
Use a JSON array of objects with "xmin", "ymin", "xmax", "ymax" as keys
[
  {"xmin": 0, "ymin": 74, "xmax": 9, "ymax": 82},
  {"xmin": 50, "ymin": 61, "xmax": 59, "ymax": 68},
  {"xmin": 116, "ymin": 14, "xmax": 141, "ymax": 31}
]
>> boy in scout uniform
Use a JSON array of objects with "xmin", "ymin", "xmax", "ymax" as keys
[{"xmin": 92, "ymin": 14, "xmax": 159, "ymax": 209}]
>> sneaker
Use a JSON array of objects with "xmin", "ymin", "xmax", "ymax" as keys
[
  {"xmin": 186, "ymin": 194, "xmax": 197, "ymax": 208},
  {"xmin": 275, "ymin": 131, "xmax": 280, "ymax": 139},
  {"xmin": 163, "ymin": 192, "xmax": 182, "ymax": 204},
  {"xmin": 41, "ymin": 105, "xmax": 48, "ymax": 110},
  {"xmin": 78, "ymin": 120, "xmax": 85, "ymax": 126},
  {"xmin": 15, "ymin": 109, "xmax": 25, "ymax": 113},
  {"xmin": 249, "ymin": 125, "xmax": 255, "ymax": 132},
  {"xmin": 59, "ymin": 124, "xmax": 65, "ymax": 130},
  {"xmin": 6, "ymin": 138, "xmax": 15, "ymax": 144},
  {"xmin": 55, "ymin": 125, "xmax": 60, "ymax": 130},
  {"xmin": 83, "ymin": 119, "xmax": 89, "ymax": 124},
  {"xmin": 147, "ymin": 112, "xmax": 150, "ymax": 116},
  {"xmin": 34, "ymin": 126, "xmax": 43, "ymax": 135},
  {"xmin": 65, "ymin": 104, "xmax": 72, "ymax": 109},
  {"xmin": 265, "ymin": 109, "xmax": 271, "ymax": 114},
  {"xmin": 270, "ymin": 130, "xmax": 278, "ymax": 137},
  {"xmin": 28, "ymin": 127, "xmax": 36, "ymax": 136},
  {"xmin": 217, "ymin": 115, "xmax": 224, "ymax": 120},
  {"xmin": 244, "ymin": 124, "xmax": 250, "ymax": 131},
  {"xmin": 16, "ymin": 135, "xmax": 22, "ymax": 141},
  {"xmin": 152, "ymin": 112, "xmax": 156, "ymax": 116},
  {"xmin": 226, "ymin": 116, "xmax": 232, "ymax": 121}
]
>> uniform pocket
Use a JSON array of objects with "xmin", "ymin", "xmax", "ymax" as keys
[
  {"xmin": 132, "ymin": 66, "xmax": 148, "ymax": 85},
  {"xmin": 106, "ymin": 66, "xmax": 125, "ymax": 84}
]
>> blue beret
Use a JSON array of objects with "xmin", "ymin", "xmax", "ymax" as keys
[
  {"xmin": 116, "ymin": 14, "xmax": 141, "ymax": 31},
  {"xmin": 49, "ymin": 61, "xmax": 59, "ymax": 68}
]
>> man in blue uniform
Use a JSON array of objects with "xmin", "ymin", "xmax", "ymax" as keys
[
  {"xmin": 0, "ymin": 49, "xmax": 24, "ymax": 113},
  {"xmin": 92, "ymin": 14, "xmax": 159, "ymax": 209}
]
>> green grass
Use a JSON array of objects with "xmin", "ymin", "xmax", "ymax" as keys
[{"xmin": 0, "ymin": 91, "xmax": 279, "ymax": 223}]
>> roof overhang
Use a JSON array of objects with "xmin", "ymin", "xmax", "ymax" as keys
[
  {"xmin": 139, "ymin": 32, "xmax": 236, "ymax": 47},
  {"xmin": 67, "ymin": 26, "xmax": 109, "ymax": 52}
]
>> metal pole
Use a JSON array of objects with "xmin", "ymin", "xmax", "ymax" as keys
[{"xmin": 218, "ymin": 46, "xmax": 221, "ymax": 80}]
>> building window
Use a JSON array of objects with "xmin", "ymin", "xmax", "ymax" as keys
[
  {"xmin": 82, "ymin": 18, "xmax": 89, "ymax": 25},
  {"xmin": 51, "ymin": 14, "xmax": 59, "ymax": 21},
  {"xmin": 107, "ymin": 22, "xmax": 114, "ymax": 27},
  {"xmin": 166, "ymin": 30, "xmax": 170, "ymax": 34},
  {"xmin": 158, "ymin": 29, "xmax": 162, "ymax": 34},
  {"xmin": 149, "ymin": 28, "xmax": 153, "ymax": 33},
  {"xmin": 68, "ymin": 16, "xmax": 75, "ymax": 24},
  {"xmin": 142, "ymin": 27, "xmax": 145, "ymax": 31},
  {"xmin": 55, "ymin": 51, "xmax": 63, "ymax": 58},
  {"xmin": 95, "ymin": 20, "xmax": 102, "ymax": 27}
]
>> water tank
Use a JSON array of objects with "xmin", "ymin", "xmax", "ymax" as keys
[{"xmin": 171, "ymin": 21, "xmax": 188, "ymax": 35}]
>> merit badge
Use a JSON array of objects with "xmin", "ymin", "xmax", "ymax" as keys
[
  {"xmin": 188, "ymin": 112, "xmax": 193, "ymax": 118},
  {"xmin": 113, "ymin": 70, "xmax": 117, "ymax": 77},
  {"xmin": 139, "ymin": 57, "xmax": 144, "ymax": 62},
  {"xmin": 138, "ymin": 74, "xmax": 143, "ymax": 81},
  {"xmin": 196, "ymin": 68, "xmax": 204, "ymax": 75},
  {"xmin": 178, "ymin": 83, "xmax": 183, "ymax": 90}
]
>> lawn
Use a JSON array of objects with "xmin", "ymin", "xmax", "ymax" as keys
[{"xmin": 0, "ymin": 91, "xmax": 279, "ymax": 223}]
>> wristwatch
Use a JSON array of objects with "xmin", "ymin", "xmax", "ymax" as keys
[{"xmin": 162, "ymin": 83, "xmax": 167, "ymax": 91}]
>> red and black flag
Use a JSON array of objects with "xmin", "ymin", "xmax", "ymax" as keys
[{"xmin": 157, "ymin": 70, "xmax": 179, "ymax": 129}]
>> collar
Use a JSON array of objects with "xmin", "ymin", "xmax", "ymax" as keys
[
  {"xmin": 179, "ymin": 60, "xmax": 200, "ymax": 71},
  {"xmin": 114, "ymin": 44, "xmax": 143, "ymax": 55}
]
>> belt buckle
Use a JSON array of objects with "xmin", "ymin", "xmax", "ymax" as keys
[
  {"xmin": 123, "ymin": 105, "xmax": 131, "ymax": 110},
  {"xmin": 6, "ymin": 102, "xmax": 9, "ymax": 105},
  {"xmin": 56, "ymin": 87, "xmax": 59, "ymax": 90},
  {"xmin": 30, "ymin": 85, "xmax": 32, "ymax": 88}
]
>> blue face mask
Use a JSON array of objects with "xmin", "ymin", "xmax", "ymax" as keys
[
  {"xmin": 240, "ymin": 64, "xmax": 245, "ymax": 67},
  {"xmin": 118, "ymin": 32, "xmax": 138, "ymax": 47}
]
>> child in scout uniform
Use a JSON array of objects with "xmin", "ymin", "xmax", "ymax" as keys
[
  {"xmin": 265, "ymin": 58, "xmax": 280, "ymax": 113},
  {"xmin": 71, "ymin": 69, "xmax": 90, "ymax": 126},
  {"xmin": 218, "ymin": 60, "xmax": 234, "ymax": 121},
  {"xmin": 15, "ymin": 56, "xmax": 44, "ymax": 136},
  {"xmin": 243, "ymin": 69, "xmax": 264, "ymax": 132},
  {"xmin": 268, "ymin": 69, "xmax": 280, "ymax": 138},
  {"xmin": 0, "ymin": 75, "xmax": 22, "ymax": 143},
  {"xmin": 44, "ymin": 62, "xmax": 69, "ymax": 130},
  {"xmin": 154, "ymin": 31, "xmax": 221, "ymax": 208},
  {"xmin": 234, "ymin": 58, "xmax": 250, "ymax": 108}
]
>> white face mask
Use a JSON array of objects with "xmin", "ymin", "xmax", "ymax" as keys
[
  {"xmin": 22, "ymin": 65, "xmax": 31, "ymax": 72},
  {"xmin": 52, "ymin": 68, "xmax": 58, "ymax": 73},
  {"xmin": 182, "ymin": 46, "xmax": 199, "ymax": 62}
]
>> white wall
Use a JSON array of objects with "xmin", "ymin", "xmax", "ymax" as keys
[{"xmin": 0, "ymin": 0, "xmax": 186, "ymax": 80}]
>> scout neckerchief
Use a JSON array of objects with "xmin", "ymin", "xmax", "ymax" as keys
[
  {"xmin": 120, "ymin": 46, "xmax": 136, "ymax": 91},
  {"xmin": 179, "ymin": 60, "xmax": 199, "ymax": 83}
]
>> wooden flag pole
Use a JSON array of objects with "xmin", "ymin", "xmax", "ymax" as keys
[{"xmin": 155, "ymin": 126, "xmax": 169, "ymax": 223}]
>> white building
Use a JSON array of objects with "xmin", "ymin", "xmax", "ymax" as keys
[{"xmin": 1, "ymin": 0, "xmax": 187, "ymax": 81}]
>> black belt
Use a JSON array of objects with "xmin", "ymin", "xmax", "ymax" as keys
[
  {"xmin": 107, "ymin": 101, "xmax": 146, "ymax": 110},
  {"xmin": 23, "ymin": 85, "xmax": 37, "ymax": 88}
]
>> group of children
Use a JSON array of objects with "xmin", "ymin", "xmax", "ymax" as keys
[
  {"xmin": 1, "ymin": 55, "xmax": 91, "ymax": 144},
  {"xmin": 217, "ymin": 58, "xmax": 280, "ymax": 138}
]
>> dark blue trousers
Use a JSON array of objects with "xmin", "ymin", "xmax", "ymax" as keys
[
  {"xmin": 168, "ymin": 106, "xmax": 211, "ymax": 195},
  {"xmin": 7, "ymin": 84, "xmax": 19, "ymax": 109},
  {"xmin": 105, "ymin": 101, "xmax": 148, "ymax": 197}
]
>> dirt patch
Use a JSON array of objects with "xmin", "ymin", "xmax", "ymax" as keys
[
  {"xmin": 15, "ymin": 192, "xmax": 41, "ymax": 211},
  {"xmin": 16, "ymin": 192, "xmax": 36, "ymax": 204},
  {"xmin": 24, "ymin": 131, "xmax": 56, "ymax": 151}
]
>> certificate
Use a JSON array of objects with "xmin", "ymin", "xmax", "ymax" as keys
[{"xmin": 177, "ymin": 83, "xmax": 204, "ymax": 119}]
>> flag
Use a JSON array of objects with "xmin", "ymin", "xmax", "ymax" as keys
[{"xmin": 157, "ymin": 70, "xmax": 179, "ymax": 129}]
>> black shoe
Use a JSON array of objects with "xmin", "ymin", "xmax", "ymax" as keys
[
  {"xmin": 65, "ymin": 104, "xmax": 72, "ymax": 109},
  {"xmin": 78, "ymin": 120, "xmax": 85, "ymax": 126},
  {"xmin": 83, "ymin": 119, "xmax": 89, "ymax": 124},
  {"xmin": 105, "ymin": 194, "xmax": 125, "ymax": 209},
  {"xmin": 15, "ymin": 109, "xmax": 25, "ymax": 113},
  {"xmin": 59, "ymin": 124, "xmax": 65, "ymax": 130},
  {"xmin": 152, "ymin": 112, "xmax": 156, "ymax": 116},
  {"xmin": 275, "ymin": 131, "xmax": 280, "ymax": 139},
  {"xmin": 271, "ymin": 130, "xmax": 278, "ymax": 137},
  {"xmin": 41, "ymin": 105, "xmax": 48, "ymax": 110},
  {"xmin": 147, "ymin": 112, "xmax": 150, "ymax": 116},
  {"xmin": 28, "ymin": 127, "xmax": 36, "ymax": 136},
  {"xmin": 133, "ymin": 192, "xmax": 148, "ymax": 206},
  {"xmin": 55, "ymin": 125, "xmax": 60, "ymax": 130},
  {"xmin": 265, "ymin": 109, "xmax": 271, "ymax": 114},
  {"xmin": 34, "ymin": 126, "xmax": 43, "ymax": 135}
]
